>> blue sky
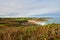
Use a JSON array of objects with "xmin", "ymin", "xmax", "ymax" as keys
[{"xmin": 0, "ymin": 0, "xmax": 60, "ymax": 17}]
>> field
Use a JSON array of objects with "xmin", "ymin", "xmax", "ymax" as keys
[{"xmin": 0, "ymin": 18, "xmax": 60, "ymax": 40}]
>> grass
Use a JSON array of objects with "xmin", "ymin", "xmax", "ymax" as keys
[
  {"xmin": 0, "ymin": 18, "xmax": 60, "ymax": 40},
  {"xmin": 0, "ymin": 24, "xmax": 60, "ymax": 40}
]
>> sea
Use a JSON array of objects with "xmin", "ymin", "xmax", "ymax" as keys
[{"xmin": 45, "ymin": 18, "xmax": 60, "ymax": 24}]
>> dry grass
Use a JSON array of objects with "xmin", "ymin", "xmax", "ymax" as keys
[{"xmin": 0, "ymin": 24, "xmax": 60, "ymax": 40}]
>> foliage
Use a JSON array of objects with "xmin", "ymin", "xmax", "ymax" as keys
[
  {"xmin": 0, "ymin": 24, "xmax": 60, "ymax": 40},
  {"xmin": 0, "ymin": 18, "xmax": 60, "ymax": 40}
]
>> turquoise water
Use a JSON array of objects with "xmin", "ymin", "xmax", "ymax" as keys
[
  {"xmin": 46, "ymin": 18, "xmax": 60, "ymax": 24},
  {"xmin": 37, "ymin": 18, "xmax": 60, "ymax": 25}
]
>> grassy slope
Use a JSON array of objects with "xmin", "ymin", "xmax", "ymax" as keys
[
  {"xmin": 0, "ymin": 24, "xmax": 60, "ymax": 40},
  {"xmin": 0, "ymin": 18, "xmax": 60, "ymax": 40}
]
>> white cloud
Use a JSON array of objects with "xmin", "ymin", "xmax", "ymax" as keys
[{"xmin": 0, "ymin": 0, "xmax": 60, "ymax": 17}]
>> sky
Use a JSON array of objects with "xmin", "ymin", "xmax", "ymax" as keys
[{"xmin": 0, "ymin": 0, "xmax": 60, "ymax": 17}]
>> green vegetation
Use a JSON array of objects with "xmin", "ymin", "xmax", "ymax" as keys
[
  {"xmin": 0, "ymin": 24, "xmax": 60, "ymax": 40},
  {"xmin": 0, "ymin": 18, "xmax": 60, "ymax": 40}
]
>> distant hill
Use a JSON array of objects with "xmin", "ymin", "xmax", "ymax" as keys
[{"xmin": 30, "ymin": 13, "xmax": 60, "ymax": 18}]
